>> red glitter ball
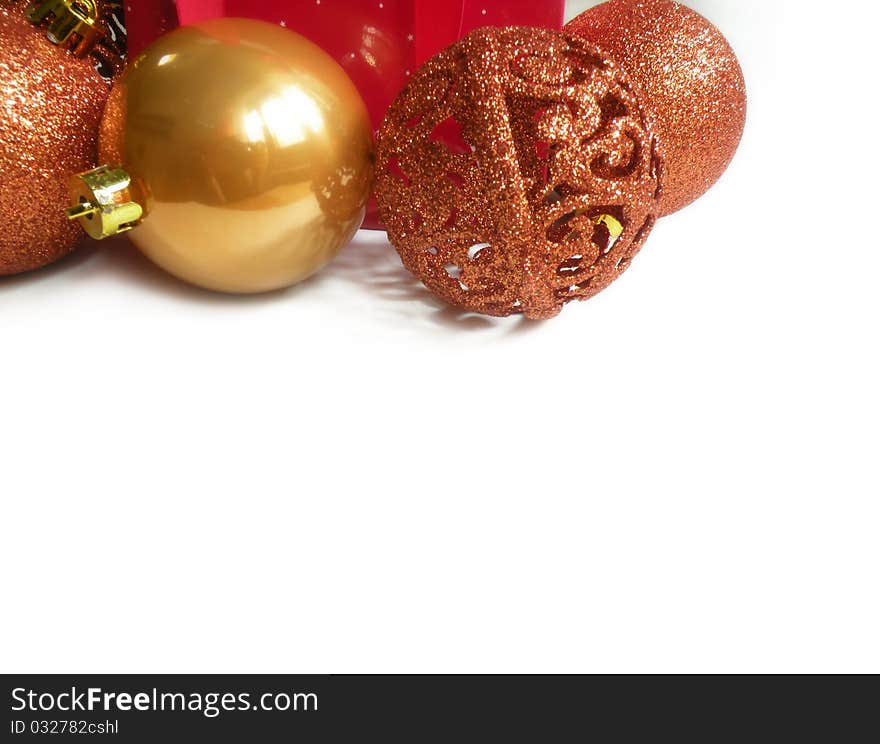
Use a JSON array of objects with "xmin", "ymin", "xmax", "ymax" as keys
[
  {"xmin": 0, "ymin": 2, "xmax": 121, "ymax": 276},
  {"xmin": 375, "ymin": 27, "xmax": 663, "ymax": 319},
  {"xmin": 566, "ymin": 0, "xmax": 747, "ymax": 215}
]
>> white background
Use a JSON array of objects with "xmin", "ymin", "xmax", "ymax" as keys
[{"xmin": 1, "ymin": 1, "xmax": 878, "ymax": 673}]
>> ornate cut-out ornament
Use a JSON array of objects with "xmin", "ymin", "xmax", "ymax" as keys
[{"xmin": 375, "ymin": 27, "xmax": 663, "ymax": 319}]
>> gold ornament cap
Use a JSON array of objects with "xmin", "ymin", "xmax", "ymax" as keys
[
  {"xmin": 67, "ymin": 165, "xmax": 145, "ymax": 240},
  {"xmin": 26, "ymin": 0, "xmax": 104, "ymax": 57}
]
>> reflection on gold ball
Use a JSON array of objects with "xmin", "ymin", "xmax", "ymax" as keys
[
  {"xmin": 0, "ymin": 5, "xmax": 111, "ymax": 276},
  {"xmin": 567, "ymin": 0, "xmax": 746, "ymax": 215},
  {"xmin": 100, "ymin": 18, "xmax": 374, "ymax": 293}
]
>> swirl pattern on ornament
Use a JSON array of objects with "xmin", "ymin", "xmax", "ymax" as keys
[{"xmin": 376, "ymin": 27, "xmax": 663, "ymax": 319}]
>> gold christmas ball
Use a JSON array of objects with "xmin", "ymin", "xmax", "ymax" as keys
[{"xmin": 74, "ymin": 18, "xmax": 373, "ymax": 293}]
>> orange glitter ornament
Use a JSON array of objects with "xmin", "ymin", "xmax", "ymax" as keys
[
  {"xmin": 0, "ymin": 1, "xmax": 123, "ymax": 276},
  {"xmin": 566, "ymin": 0, "xmax": 746, "ymax": 216},
  {"xmin": 375, "ymin": 27, "xmax": 662, "ymax": 320}
]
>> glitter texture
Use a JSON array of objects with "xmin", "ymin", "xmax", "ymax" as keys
[
  {"xmin": 375, "ymin": 26, "xmax": 662, "ymax": 319},
  {"xmin": 0, "ymin": 1, "xmax": 121, "ymax": 276},
  {"xmin": 566, "ymin": 0, "xmax": 746, "ymax": 216}
]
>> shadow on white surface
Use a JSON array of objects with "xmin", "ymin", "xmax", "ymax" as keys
[
  {"xmin": 0, "ymin": 236, "xmax": 100, "ymax": 289},
  {"xmin": 82, "ymin": 237, "xmax": 306, "ymax": 306},
  {"xmin": 324, "ymin": 232, "xmax": 543, "ymax": 334},
  {"xmin": 0, "ymin": 230, "xmax": 543, "ymax": 334}
]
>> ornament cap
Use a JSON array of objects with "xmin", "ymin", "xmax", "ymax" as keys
[
  {"xmin": 26, "ymin": 0, "xmax": 104, "ymax": 57},
  {"xmin": 67, "ymin": 165, "xmax": 145, "ymax": 240}
]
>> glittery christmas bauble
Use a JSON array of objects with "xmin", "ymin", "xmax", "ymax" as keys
[
  {"xmin": 0, "ymin": 1, "xmax": 122, "ymax": 276},
  {"xmin": 70, "ymin": 18, "xmax": 373, "ymax": 294},
  {"xmin": 375, "ymin": 27, "xmax": 662, "ymax": 319},
  {"xmin": 566, "ymin": 0, "xmax": 746, "ymax": 216}
]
